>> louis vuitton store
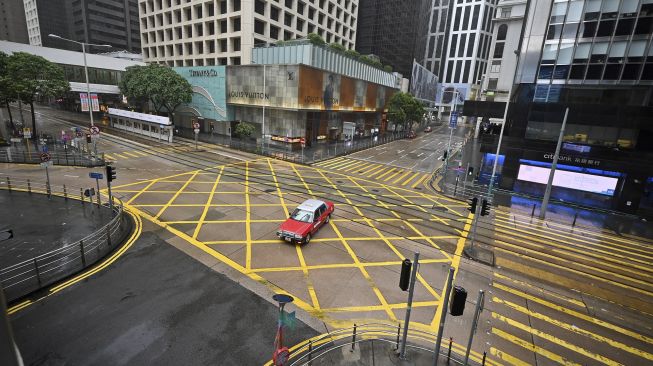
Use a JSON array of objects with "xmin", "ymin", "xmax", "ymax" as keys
[{"xmin": 227, "ymin": 64, "xmax": 398, "ymax": 148}]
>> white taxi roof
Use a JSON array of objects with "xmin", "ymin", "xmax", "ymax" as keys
[{"xmin": 296, "ymin": 199, "xmax": 326, "ymax": 211}]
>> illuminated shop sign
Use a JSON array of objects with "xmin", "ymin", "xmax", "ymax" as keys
[
  {"xmin": 316, "ymin": 135, "xmax": 327, "ymax": 140},
  {"xmin": 271, "ymin": 135, "xmax": 302, "ymax": 143}
]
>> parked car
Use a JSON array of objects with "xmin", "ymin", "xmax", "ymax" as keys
[
  {"xmin": 277, "ymin": 199, "xmax": 335, "ymax": 244},
  {"xmin": 407, "ymin": 131, "xmax": 417, "ymax": 139},
  {"xmin": 424, "ymin": 126, "xmax": 432, "ymax": 133}
]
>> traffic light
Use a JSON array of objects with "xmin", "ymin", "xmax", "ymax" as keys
[
  {"xmin": 468, "ymin": 166, "xmax": 474, "ymax": 176},
  {"xmin": 481, "ymin": 199, "xmax": 491, "ymax": 216},
  {"xmin": 399, "ymin": 259, "xmax": 412, "ymax": 291},
  {"xmin": 86, "ymin": 134, "xmax": 92, "ymax": 143},
  {"xmin": 442, "ymin": 150, "xmax": 448, "ymax": 161},
  {"xmin": 450, "ymin": 285, "xmax": 467, "ymax": 316},
  {"xmin": 468, "ymin": 197, "xmax": 478, "ymax": 214},
  {"xmin": 106, "ymin": 164, "xmax": 117, "ymax": 182}
]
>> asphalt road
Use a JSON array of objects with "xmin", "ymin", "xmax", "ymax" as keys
[{"xmin": 10, "ymin": 221, "xmax": 318, "ymax": 365}]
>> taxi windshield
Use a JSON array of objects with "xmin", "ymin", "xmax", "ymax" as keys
[{"xmin": 290, "ymin": 209, "xmax": 313, "ymax": 223}]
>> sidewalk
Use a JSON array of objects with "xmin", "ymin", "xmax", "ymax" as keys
[{"xmin": 433, "ymin": 137, "xmax": 653, "ymax": 238}]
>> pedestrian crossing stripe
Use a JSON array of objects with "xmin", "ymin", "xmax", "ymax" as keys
[
  {"xmin": 392, "ymin": 171, "xmax": 412, "ymax": 184},
  {"xmin": 314, "ymin": 157, "xmax": 432, "ymax": 188},
  {"xmin": 375, "ymin": 168, "xmax": 397, "ymax": 180},
  {"xmin": 384, "ymin": 169, "xmax": 404, "ymax": 182}
]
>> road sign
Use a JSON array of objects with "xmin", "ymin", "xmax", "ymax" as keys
[
  {"xmin": 40, "ymin": 152, "xmax": 51, "ymax": 162},
  {"xmin": 194, "ymin": 128, "xmax": 200, "ymax": 134},
  {"xmin": 449, "ymin": 111, "xmax": 458, "ymax": 128},
  {"xmin": 23, "ymin": 127, "xmax": 32, "ymax": 138},
  {"xmin": 39, "ymin": 161, "xmax": 53, "ymax": 168},
  {"xmin": 89, "ymin": 172, "xmax": 104, "ymax": 179},
  {"xmin": 76, "ymin": 131, "xmax": 83, "ymax": 138},
  {"xmin": 300, "ymin": 137, "xmax": 306, "ymax": 147},
  {"xmin": 193, "ymin": 122, "xmax": 200, "ymax": 129},
  {"xmin": 90, "ymin": 126, "xmax": 100, "ymax": 135}
]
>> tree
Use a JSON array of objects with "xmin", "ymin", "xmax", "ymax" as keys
[
  {"xmin": 328, "ymin": 43, "xmax": 346, "ymax": 52},
  {"xmin": 119, "ymin": 64, "xmax": 192, "ymax": 117},
  {"xmin": 6, "ymin": 52, "xmax": 69, "ymax": 139},
  {"xmin": 383, "ymin": 65, "xmax": 393, "ymax": 73},
  {"xmin": 234, "ymin": 121, "xmax": 255, "ymax": 138},
  {"xmin": 307, "ymin": 33, "xmax": 326, "ymax": 46},
  {"xmin": 344, "ymin": 49, "xmax": 360, "ymax": 59},
  {"xmin": 388, "ymin": 92, "xmax": 425, "ymax": 132},
  {"xmin": 0, "ymin": 51, "xmax": 14, "ymax": 129}
]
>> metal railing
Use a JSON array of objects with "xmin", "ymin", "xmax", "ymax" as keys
[
  {"xmin": 0, "ymin": 177, "xmax": 128, "ymax": 302},
  {"xmin": 283, "ymin": 322, "xmax": 485, "ymax": 366},
  {"xmin": 0, "ymin": 147, "xmax": 104, "ymax": 167}
]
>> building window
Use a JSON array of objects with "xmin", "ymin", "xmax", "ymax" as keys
[
  {"xmin": 231, "ymin": 57, "xmax": 241, "ymax": 65},
  {"xmin": 497, "ymin": 24, "xmax": 507, "ymax": 41},
  {"xmin": 254, "ymin": 19, "xmax": 265, "ymax": 35},
  {"xmin": 219, "ymin": 39, "xmax": 227, "ymax": 52},
  {"xmin": 232, "ymin": 37, "xmax": 241, "ymax": 52},
  {"xmin": 233, "ymin": 17, "xmax": 241, "ymax": 32},
  {"xmin": 285, "ymin": 13, "xmax": 293, "ymax": 27},
  {"xmin": 487, "ymin": 78, "xmax": 498, "ymax": 90},
  {"xmin": 255, "ymin": 0, "xmax": 265, "ymax": 15},
  {"xmin": 285, "ymin": 0, "xmax": 293, "ymax": 10},
  {"xmin": 493, "ymin": 42, "xmax": 505, "ymax": 59},
  {"xmin": 296, "ymin": 19, "xmax": 304, "ymax": 32},
  {"xmin": 271, "ymin": 6, "xmax": 280, "ymax": 21},
  {"xmin": 232, "ymin": 0, "xmax": 241, "ymax": 12},
  {"xmin": 220, "ymin": 21, "xmax": 227, "ymax": 33},
  {"xmin": 270, "ymin": 25, "xmax": 280, "ymax": 39},
  {"xmin": 458, "ymin": 34, "xmax": 467, "ymax": 57},
  {"xmin": 490, "ymin": 60, "xmax": 501, "ymax": 73},
  {"xmin": 590, "ymin": 42, "xmax": 609, "ymax": 63},
  {"xmin": 500, "ymin": 7, "xmax": 511, "ymax": 18}
]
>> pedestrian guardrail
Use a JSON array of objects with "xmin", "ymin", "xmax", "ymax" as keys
[
  {"xmin": 280, "ymin": 322, "xmax": 487, "ymax": 366},
  {"xmin": 0, "ymin": 147, "xmax": 104, "ymax": 167},
  {"xmin": 0, "ymin": 177, "xmax": 128, "ymax": 303}
]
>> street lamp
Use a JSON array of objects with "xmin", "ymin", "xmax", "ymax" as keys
[
  {"xmin": 443, "ymin": 89, "xmax": 459, "ymax": 178},
  {"xmin": 48, "ymin": 34, "xmax": 111, "ymax": 127}
]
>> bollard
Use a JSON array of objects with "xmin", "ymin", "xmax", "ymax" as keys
[
  {"xmin": 482, "ymin": 351, "xmax": 487, "ymax": 366},
  {"xmin": 531, "ymin": 203, "xmax": 536, "ymax": 218},
  {"xmin": 307, "ymin": 340, "xmax": 313, "ymax": 365},
  {"xmin": 395, "ymin": 323, "xmax": 401, "ymax": 350},
  {"xmin": 63, "ymin": 185, "xmax": 68, "ymax": 200},
  {"xmin": 572, "ymin": 212, "xmax": 578, "ymax": 227},
  {"xmin": 34, "ymin": 258, "xmax": 42, "ymax": 287},
  {"xmin": 447, "ymin": 337, "xmax": 452, "ymax": 364},
  {"xmin": 351, "ymin": 324, "xmax": 357, "ymax": 351},
  {"xmin": 79, "ymin": 241, "xmax": 86, "ymax": 267},
  {"xmin": 6, "ymin": 177, "xmax": 11, "ymax": 192},
  {"xmin": 27, "ymin": 179, "xmax": 32, "ymax": 194}
]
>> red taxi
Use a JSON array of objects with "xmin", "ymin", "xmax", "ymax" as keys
[{"xmin": 277, "ymin": 199, "xmax": 335, "ymax": 244}]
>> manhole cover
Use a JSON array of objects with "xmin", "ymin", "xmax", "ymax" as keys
[
  {"xmin": 371, "ymin": 189, "xmax": 379, "ymax": 193},
  {"xmin": 336, "ymin": 180, "xmax": 344, "ymax": 184},
  {"xmin": 414, "ymin": 187, "xmax": 422, "ymax": 190},
  {"xmin": 264, "ymin": 188, "xmax": 276, "ymax": 193}
]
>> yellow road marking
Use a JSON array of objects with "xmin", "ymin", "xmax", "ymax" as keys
[
  {"xmin": 9, "ymin": 209, "xmax": 143, "ymax": 315},
  {"xmin": 192, "ymin": 166, "xmax": 224, "ymax": 239},
  {"xmin": 328, "ymin": 159, "xmax": 361, "ymax": 170},
  {"xmin": 493, "ymin": 272, "xmax": 586, "ymax": 308},
  {"xmin": 411, "ymin": 174, "xmax": 429, "ymax": 188},
  {"xmin": 495, "ymin": 236, "xmax": 653, "ymax": 294},
  {"xmin": 343, "ymin": 161, "xmax": 374, "ymax": 172},
  {"xmin": 358, "ymin": 163, "xmax": 383, "ymax": 175},
  {"xmin": 384, "ymin": 169, "xmax": 404, "ymax": 182},
  {"xmin": 123, "ymin": 151, "xmax": 140, "ymax": 158},
  {"xmin": 494, "ymin": 296, "xmax": 653, "ymax": 361},
  {"xmin": 104, "ymin": 153, "xmax": 115, "ymax": 160},
  {"xmin": 337, "ymin": 159, "xmax": 368, "ymax": 171},
  {"xmin": 402, "ymin": 171, "xmax": 421, "ymax": 186},
  {"xmin": 375, "ymin": 167, "xmax": 397, "ymax": 180},
  {"xmin": 492, "ymin": 312, "xmax": 623, "ymax": 365},
  {"xmin": 490, "ymin": 346, "xmax": 530, "ymax": 366},
  {"xmin": 245, "ymin": 161, "xmax": 252, "ymax": 270},
  {"xmin": 249, "ymin": 259, "xmax": 451, "ymax": 272},
  {"xmin": 154, "ymin": 171, "xmax": 200, "ymax": 219},
  {"xmin": 495, "ymin": 227, "xmax": 653, "ymax": 278},
  {"xmin": 392, "ymin": 170, "xmax": 412, "ymax": 184},
  {"xmin": 314, "ymin": 157, "xmax": 345, "ymax": 167},
  {"xmin": 493, "ymin": 282, "xmax": 653, "ymax": 345},
  {"xmin": 365, "ymin": 165, "xmax": 389, "ymax": 178},
  {"xmin": 134, "ymin": 151, "xmax": 149, "ymax": 157},
  {"xmin": 321, "ymin": 300, "xmax": 438, "ymax": 312},
  {"xmin": 113, "ymin": 153, "xmax": 128, "ymax": 159},
  {"xmin": 492, "ymin": 328, "xmax": 581, "ymax": 366},
  {"xmin": 125, "ymin": 178, "xmax": 160, "ymax": 205}
]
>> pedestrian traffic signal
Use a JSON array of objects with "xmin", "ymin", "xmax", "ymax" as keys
[
  {"xmin": 468, "ymin": 197, "xmax": 478, "ymax": 213},
  {"xmin": 468, "ymin": 166, "xmax": 474, "ymax": 176},
  {"xmin": 442, "ymin": 151, "xmax": 448, "ymax": 161},
  {"xmin": 86, "ymin": 134, "xmax": 92, "ymax": 143},
  {"xmin": 106, "ymin": 164, "xmax": 117, "ymax": 182},
  {"xmin": 481, "ymin": 199, "xmax": 491, "ymax": 216},
  {"xmin": 399, "ymin": 258, "xmax": 412, "ymax": 291},
  {"xmin": 449, "ymin": 285, "xmax": 467, "ymax": 316}
]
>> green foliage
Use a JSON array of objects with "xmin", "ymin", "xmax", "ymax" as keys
[
  {"xmin": 358, "ymin": 55, "xmax": 373, "ymax": 64},
  {"xmin": 119, "ymin": 64, "xmax": 192, "ymax": 116},
  {"xmin": 6, "ymin": 52, "xmax": 69, "ymax": 103},
  {"xmin": 383, "ymin": 65, "xmax": 393, "ymax": 73},
  {"xmin": 388, "ymin": 92, "xmax": 425, "ymax": 130},
  {"xmin": 328, "ymin": 43, "xmax": 346, "ymax": 52},
  {"xmin": 307, "ymin": 33, "xmax": 326, "ymax": 46},
  {"xmin": 344, "ymin": 49, "xmax": 360, "ymax": 59},
  {"xmin": 234, "ymin": 121, "xmax": 255, "ymax": 138},
  {"xmin": 276, "ymin": 40, "xmax": 286, "ymax": 46}
]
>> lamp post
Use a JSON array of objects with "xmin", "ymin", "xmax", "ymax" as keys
[
  {"xmin": 443, "ymin": 90, "xmax": 459, "ymax": 178},
  {"xmin": 48, "ymin": 34, "xmax": 111, "ymax": 127}
]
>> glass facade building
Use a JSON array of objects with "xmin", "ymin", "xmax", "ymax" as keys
[{"xmin": 480, "ymin": 0, "xmax": 653, "ymax": 216}]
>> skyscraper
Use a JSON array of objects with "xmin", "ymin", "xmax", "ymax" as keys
[
  {"xmin": 0, "ymin": 0, "xmax": 28, "ymax": 43},
  {"xmin": 139, "ymin": 0, "xmax": 359, "ymax": 66},
  {"xmin": 22, "ymin": 0, "xmax": 141, "ymax": 53},
  {"xmin": 479, "ymin": 0, "xmax": 653, "ymax": 216},
  {"xmin": 355, "ymin": 0, "xmax": 423, "ymax": 76}
]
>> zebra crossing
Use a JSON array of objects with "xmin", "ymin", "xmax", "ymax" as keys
[
  {"xmin": 313, "ymin": 157, "xmax": 432, "ymax": 188},
  {"xmin": 104, "ymin": 145, "xmax": 196, "ymax": 161}
]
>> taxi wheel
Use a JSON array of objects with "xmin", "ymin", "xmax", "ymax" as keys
[{"xmin": 305, "ymin": 234, "xmax": 311, "ymax": 244}]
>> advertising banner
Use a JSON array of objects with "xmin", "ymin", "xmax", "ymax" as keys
[
  {"xmin": 80, "ymin": 93, "xmax": 89, "ymax": 112},
  {"xmin": 409, "ymin": 60, "xmax": 439, "ymax": 103},
  {"xmin": 90, "ymin": 93, "xmax": 100, "ymax": 112},
  {"xmin": 436, "ymin": 83, "xmax": 470, "ymax": 104},
  {"xmin": 174, "ymin": 66, "xmax": 228, "ymax": 121}
]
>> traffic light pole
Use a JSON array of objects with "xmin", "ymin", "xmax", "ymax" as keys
[
  {"xmin": 433, "ymin": 267, "xmax": 455, "ymax": 366},
  {"xmin": 107, "ymin": 179, "xmax": 114, "ymax": 214},
  {"xmin": 471, "ymin": 198, "xmax": 480, "ymax": 249},
  {"xmin": 463, "ymin": 290, "xmax": 485, "ymax": 366},
  {"xmin": 399, "ymin": 252, "xmax": 420, "ymax": 359}
]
